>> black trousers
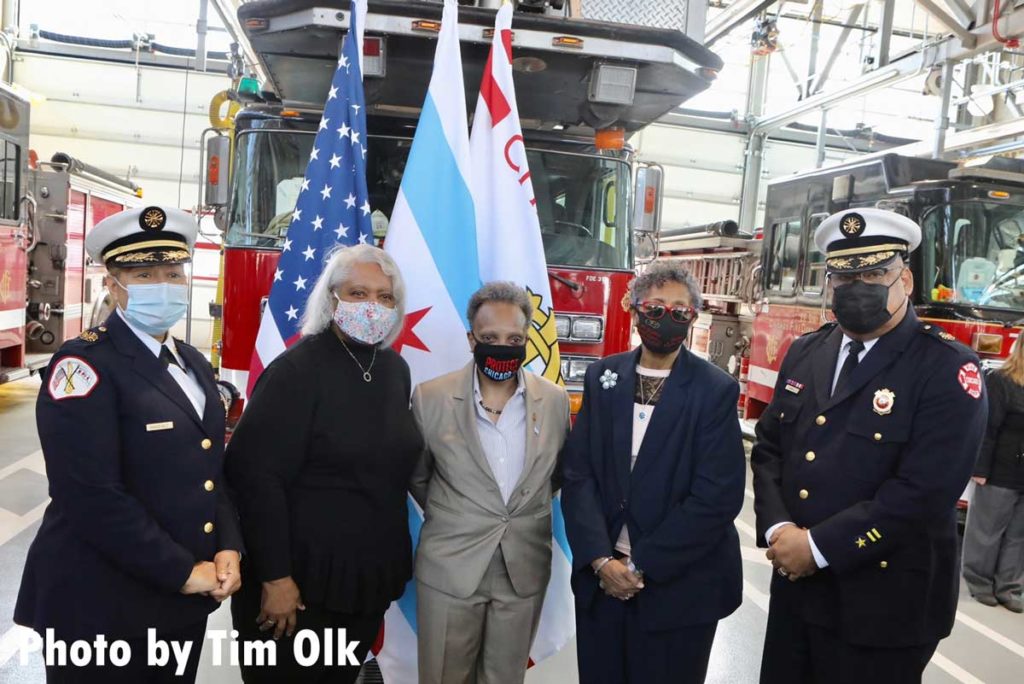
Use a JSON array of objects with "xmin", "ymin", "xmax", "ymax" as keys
[
  {"xmin": 231, "ymin": 575, "xmax": 382, "ymax": 684},
  {"xmin": 44, "ymin": 621, "xmax": 206, "ymax": 684},
  {"xmin": 759, "ymin": 592, "xmax": 938, "ymax": 684},
  {"xmin": 575, "ymin": 590, "xmax": 718, "ymax": 684}
]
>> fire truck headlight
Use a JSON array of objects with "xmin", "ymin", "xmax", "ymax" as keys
[
  {"xmin": 555, "ymin": 315, "xmax": 571, "ymax": 340},
  {"xmin": 571, "ymin": 317, "xmax": 604, "ymax": 341},
  {"xmin": 561, "ymin": 357, "xmax": 595, "ymax": 384}
]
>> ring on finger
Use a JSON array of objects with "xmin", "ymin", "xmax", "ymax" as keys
[{"xmin": 777, "ymin": 567, "xmax": 788, "ymax": 578}]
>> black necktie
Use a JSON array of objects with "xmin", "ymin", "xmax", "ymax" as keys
[
  {"xmin": 833, "ymin": 339, "xmax": 865, "ymax": 397},
  {"xmin": 159, "ymin": 346, "xmax": 184, "ymax": 371}
]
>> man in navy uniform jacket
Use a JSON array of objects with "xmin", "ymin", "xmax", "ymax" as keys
[
  {"xmin": 15, "ymin": 206, "xmax": 243, "ymax": 683},
  {"xmin": 752, "ymin": 207, "xmax": 987, "ymax": 683}
]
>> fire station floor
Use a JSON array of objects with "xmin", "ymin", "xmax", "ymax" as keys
[{"xmin": 0, "ymin": 375, "xmax": 1022, "ymax": 683}]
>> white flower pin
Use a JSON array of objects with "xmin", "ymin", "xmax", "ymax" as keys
[{"xmin": 600, "ymin": 369, "xmax": 619, "ymax": 390}]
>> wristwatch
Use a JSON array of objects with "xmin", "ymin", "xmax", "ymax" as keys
[{"xmin": 626, "ymin": 559, "xmax": 643, "ymax": 577}]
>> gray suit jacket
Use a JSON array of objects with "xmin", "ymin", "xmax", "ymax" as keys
[{"xmin": 410, "ymin": 362, "xmax": 570, "ymax": 599}]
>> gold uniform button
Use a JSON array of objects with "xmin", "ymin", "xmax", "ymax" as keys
[
  {"xmin": 880, "ymin": 561, "xmax": 888, "ymax": 569},
  {"xmin": 799, "ymin": 489, "xmax": 809, "ymax": 500},
  {"xmin": 805, "ymin": 451, "xmax": 816, "ymax": 462},
  {"xmin": 874, "ymin": 433, "xmax": 882, "ymax": 442},
  {"xmin": 204, "ymin": 480, "xmax": 215, "ymax": 492},
  {"xmin": 203, "ymin": 522, "xmax": 214, "ymax": 534},
  {"xmin": 201, "ymin": 438, "xmax": 213, "ymax": 450},
  {"xmin": 815, "ymin": 415, "xmax": 826, "ymax": 426}
]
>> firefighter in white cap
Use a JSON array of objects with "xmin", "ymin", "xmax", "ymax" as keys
[
  {"xmin": 15, "ymin": 206, "xmax": 243, "ymax": 683},
  {"xmin": 752, "ymin": 207, "xmax": 987, "ymax": 683}
]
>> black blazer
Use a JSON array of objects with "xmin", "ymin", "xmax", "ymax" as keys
[
  {"xmin": 562, "ymin": 347, "xmax": 745, "ymax": 631},
  {"xmin": 15, "ymin": 313, "xmax": 242, "ymax": 640},
  {"xmin": 751, "ymin": 309, "xmax": 987, "ymax": 648},
  {"xmin": 975, "ymin": 370, "xmax": 1024, "ymax": 490}
]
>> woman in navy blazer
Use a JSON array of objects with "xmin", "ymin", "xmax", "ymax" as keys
[{"xmin": 562, "ymin": 261, "xmax": 745, "ymax": 684}]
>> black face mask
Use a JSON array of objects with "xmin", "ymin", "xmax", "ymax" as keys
[
  {"xmin": 831, "ymin": 279, "xmax": 901, "ymax": 335},
  {"xmin": 473, "ymin": 339, "xmax": 527, "ymax": 382},
  {"xmin": 636, "ymin": 313, "xmax": 690, "ymax": 355}
]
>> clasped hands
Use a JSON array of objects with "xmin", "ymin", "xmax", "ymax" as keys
[
  {"xmin": 595, "ymin": 558, "xmax": 644, "ymax": 601},
  {"xmin": 766, "ymin": 524, "xmax": 817, "ymax": 581},
  {"xmin": 180, "ymin": 550, "xmax": 242, "ymax": 602}
]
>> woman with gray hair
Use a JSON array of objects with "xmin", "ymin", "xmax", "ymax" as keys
[
  {"xmin": 225, "ymin": 244, "xmax": 424, "ymax": 683},
  {"xmin": 562, "ymin": 259, "xmax": 745, "ymax": 683}
]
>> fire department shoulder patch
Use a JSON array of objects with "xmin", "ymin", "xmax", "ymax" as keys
[
  {"xmin": 47, "ymin": 356, "xmax": 100, "ymax": 401},
  {"xmin": 957, "ymin": 362, "xmax": 983, "ymax": 399}
]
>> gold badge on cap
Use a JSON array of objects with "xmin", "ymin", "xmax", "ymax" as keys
[
  {"xmin": 841, "ymin": 212, "xmax": 866, "ymax": 237},
  {"xmin": 872, "ymin": 388, "xmax": 895, "ymax": 416},
  {"xmin": 139, "ymin": 206, "xmax": 167, "ymax": 232}
]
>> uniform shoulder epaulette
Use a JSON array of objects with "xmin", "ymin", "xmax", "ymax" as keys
[
  {"xmin": 800, "ymin": 321, "xmax": 838, "ymax": 338},
  {"xmin": 77, "ymin": 324, "xmax": 108, "ymax": 343},
  {"xmin": 919, "ymin": 323, "xmax": 969, "ymax": 351}
]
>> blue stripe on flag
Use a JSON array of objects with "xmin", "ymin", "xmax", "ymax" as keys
[
  {"xmin": 402, "ymin": 94, "xmax": 481, "ymax": 326},
  {"xmin": 551, "ymin": 495, "xmax": 573, "ymax": 562},
  {"xmin": 397, "ymin": 496, "xmax": 424, "ymax": 633}
]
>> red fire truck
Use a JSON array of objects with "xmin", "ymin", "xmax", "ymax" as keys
[
  {"xmin": 0, "ymin": 79, "xmax": 143, "ymax": 384},
  {"xmin": 746, "ymin": 153, "xmax": 1024, "ymax": 420},
  {"xmin": 207, "ymin": 0, "xmax": 722, "ymax": 409}
]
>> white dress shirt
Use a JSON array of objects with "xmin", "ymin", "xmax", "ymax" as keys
[
  {"xmin": 473, "ymin": 371, "xmax": 528, "ymax": 505},
  {"xmin": 117, "ymin": 309, "xmax": 206, "ymax": 418},
  {"xmin": 767, "ymin": 334, "xmax": 880, "ymax": 569},
  {"xmin": 830, "ymin": 335, "xmax": 880, "ymax": 395},
  {"xmin": 615, "ymin": 365, "xmax": 673, "ymax": 557}
]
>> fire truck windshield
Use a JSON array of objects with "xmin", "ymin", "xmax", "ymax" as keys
[
  {"xmin": 920, "ymin": 200, "xmax": 1024, "ymax": 311},
  {"xmin": 226, "ymin": 131, "xmax": 633, "ymax": 270}
]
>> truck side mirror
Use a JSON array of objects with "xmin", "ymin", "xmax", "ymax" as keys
[
  {"xmin": 632, "ymin": 164, "xmax": 663, "ymax": 235},
  {"xmin": 204, "ymin": 135, "xmax": 231, "ymax": 208}
]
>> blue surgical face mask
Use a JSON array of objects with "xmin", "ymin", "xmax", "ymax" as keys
[{"xmin": 113, "ymin": 277, "xmax": 189, "ymax": 336}]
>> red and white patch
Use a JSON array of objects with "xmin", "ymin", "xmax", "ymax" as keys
[
  {"xmin": 957, "ymin": 362, "xmax": 983, "ymax": 399},
  {"xmin": 47, "ymin": 356, "xmax": 100, "ymax": 401}
]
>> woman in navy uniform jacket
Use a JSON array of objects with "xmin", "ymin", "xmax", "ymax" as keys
[
  {"xmin": 15, "ymin": 206, "xmax": 243, "ymax": 683},
  {"xmin": 562, "ymin": 261, "xmax": 745, "ymax": 684}
]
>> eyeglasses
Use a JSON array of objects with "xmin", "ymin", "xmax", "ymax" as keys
[
  {"xmin": 634, "ymin": 300, "xmax": 698, "ymax": 323},
  {"xmin": 828, "ymin": 266, "xmax": 903, "ymax": 287}
]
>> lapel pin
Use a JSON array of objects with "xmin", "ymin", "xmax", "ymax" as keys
[
  {"xmin": 600, "ymin": 369, "xmax": 618, "ymax": 389},
  {"xmin": 872, "ymin": 388, "xmax": 895, "ymax": 416}
]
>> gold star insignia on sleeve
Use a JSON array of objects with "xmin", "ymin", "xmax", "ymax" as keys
[{"xmin": 856, "ymin": 537, "xmax": 867, "ymax": 549}]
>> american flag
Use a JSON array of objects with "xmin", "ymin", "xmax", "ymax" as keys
[{"xmin": 247, "ymin": 0, "xmax": 373, "ymax": 394}]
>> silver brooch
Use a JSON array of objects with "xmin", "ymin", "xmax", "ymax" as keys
[{"xmin": 600, "ymin": 369, "xmax": 618, "ymax": 389}]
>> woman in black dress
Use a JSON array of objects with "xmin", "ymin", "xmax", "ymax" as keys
[{"xmin": 225, "ymin": 244, "xmax": 423, "ymax": 683}]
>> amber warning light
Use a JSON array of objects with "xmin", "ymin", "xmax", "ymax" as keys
[{"xmin": 595, "ymin": 128, "xmax": 625, "ymax": 151}]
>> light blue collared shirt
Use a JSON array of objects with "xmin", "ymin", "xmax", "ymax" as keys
[{"xmin": 473, "ymin": 371, "xmax": 528, "ymax": 505}]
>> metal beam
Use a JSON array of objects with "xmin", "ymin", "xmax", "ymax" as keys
[
  {"xmin": 933, "ymin": 60, "xmax": 955, "ymax": 158},
  {"xmin": 810, "ymin": 3, "xmax": 866, "ymax": 94},
  {"xmin": 815, "ymin": 108, "xmax": 828, "ymax": 167},
  {"xmin": 739, "ymin": 52, "xmax": 771, "ymax": 232},
  {"xmin": 752, "ymin": 3, "xmax": 1024, "ymax": 136},
  {"xmin": 945, "ymin": 0, "xmax": 975, "ymax": 28},
  {"xmin": 706, "ymin": 0, "xmax": 776, "ymax": 47},
  {"xmin": 915, "ymin": 0, "xmax": 976, "ymax": 45},
  {"xmin": 805, "ymin": 0, "xmax": 823, "ymax": 99},
  {"xmin": 877, "ymin": 0, "xmax": 895, "ymax": 66}
]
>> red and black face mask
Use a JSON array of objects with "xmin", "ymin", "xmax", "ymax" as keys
[
  {"xmin": 636, "ymin": 312, "xmax": 690, "ymax": 356},
  {"xmin": 473, "ymin": 339, "xmax": 527, "ymax": 382}
]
